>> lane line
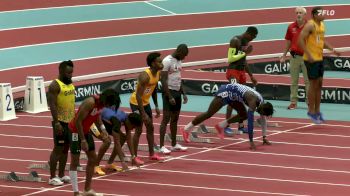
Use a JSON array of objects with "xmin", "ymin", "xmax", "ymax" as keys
[
  {"xmin": 1, "ymin": 19, "xmax": 349, "ymax": 51},
  {"xmin": 1, "ymin": 34, "xmax": 349, "ymax": 73},
  {"xmin": 178, "ymin": 158, "xmax": 350, "ymax": 174},
  {"xmin": 1, "ymin": 3, "xmax": 348, "ymax": 30},
  {"xmin": 0, "ymin": 0, "xmax": 152, "ymax": 14},
  {"xmin": 267, "ymin": 141, "xmax": 350, "ymax": 149},
  {"xmin": 95, "ymin": 178, "xmax": 310, "ymax": 196},
  {"xmin": 214, "ymin": 148, "xmax": 350, "ymax": 161},
  {"xmin": 144, "ymin": 1, "xmax": 175, "ymax": 15},
  {"xmin": 14, "ymin": 113, "xmax": 350, "ymax": 127},
  {"xmin": 0, "ymin": 184, "xmax": 126, "ymax": 196},
  {"xmin": 141, "ymin": 168, "xmax": 350, "ymax": 187}
]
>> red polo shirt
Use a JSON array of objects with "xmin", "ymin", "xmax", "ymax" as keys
[{"xmin": 285, "ymin": 20, "xmax": 306, "ymax": 55}]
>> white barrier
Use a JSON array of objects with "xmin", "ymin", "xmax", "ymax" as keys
[
  {"xmin": 0, "ymin": 83, "xmax": 17, "ymax": 121},
  {"xmin": 24, "ymin": 76, "xmax": 48, "ymax": 113}
]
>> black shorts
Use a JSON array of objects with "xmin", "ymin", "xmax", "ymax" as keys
[
  {"xmin": 130, "ymin": 103, "xmax": 152, "ymax": 119},
  {"xmin": 162, "ymin": 90, "xmax": 182, "ymax": 112},
  {"xmin": 305, "ymin": 60, "xmax": 324, "ymax": 79},
  {"xmin": 52, "ymin": 121, "xmax": 70, "ymax": 147},
  {"xmin": 69, "ymin": 131, "xmax": 95, "ymax": 154}
]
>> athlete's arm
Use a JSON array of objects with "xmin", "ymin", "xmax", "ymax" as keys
[
  {"xmin": 246, "ymin": 93, "xmax": 258, "ymax": 150},
  {"xmin": 160, "ymin": 58, "xmax": 172, "ymax": 98},
  {"xmin": 152, "ymin": 84, "xmax": 160, "ymax": 118},
  {"xmin": 227, "ymin": 38, "xmax": 246, "ymax": 63},
  {"xmin": 110, "ymin": 117, "xmax": 126, "ymax": 162},
  {"xmin": 47, "ymin": 80, "xmax": 62, "ymax": 132},
  {"xmin": 136, "ymin": 72, "xmax": 150, "ymax": 118},
  {"xmin": 95, "ymin": 115, "xmax": 109, "ymax": 141},
  {"xmin": 324, "ymin": 41, "xmax": 341, "ymax": 56},
  {"xmin": 245, "ymin": 64, "xmax": 257, "ymax": 86},
  {"xmin": 298, "ymin": 22, "xmax": 314, "ymax": 62},
  {"xmin": 180, "ymin": 81, "xmax": 188, "ymax": 104},
  {"xmin": 151, "ymin": 84, "xmax": 158, "ymax": 108}
]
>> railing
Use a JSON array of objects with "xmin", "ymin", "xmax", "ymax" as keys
[{"xmin": 12, "ymin": 46, "xmax": 350, "ymax": 93}]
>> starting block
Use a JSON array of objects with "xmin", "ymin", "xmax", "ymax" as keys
[
  {"xmin": 195, "ymin": 124, "xmax": 217, "ymax": 134},
  {"xmin": 80, "ymin": 153, "xmax": 131, "ymax": 162},
  {"xmin": 28, "ymin": 163, "xmax": 84, "ymax": 172},
  {"xmin": 164, "ymin": 132, "xmax": 213, "ymax": 144},
  {"xmin": 24, "ymin": 76, "xmax": 48, "ymax": 113},
  {"xmin": 0, "ymin": 171, "xmax": 42, "ymax": 182},
  {"xmin": 0, "ymin": 83, "xmax": 17, "ymax": 121},
  {"xmin": 121, "ymin": 144, "xmax": 160, "ymax": 152}
]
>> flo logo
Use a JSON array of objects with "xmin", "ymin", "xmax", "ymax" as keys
[{"xmin": 317, "ymin": 9, "xmax": 335, "ymax": 16}]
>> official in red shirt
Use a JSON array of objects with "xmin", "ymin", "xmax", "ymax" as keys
[{"xmin": 280, "ymin": 7, "xmax": 310, "ymax": 110}]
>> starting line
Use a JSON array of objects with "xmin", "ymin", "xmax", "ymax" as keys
[{"xmin": 0, "ymin": 171, "xmax": 42, "ymax": 182}]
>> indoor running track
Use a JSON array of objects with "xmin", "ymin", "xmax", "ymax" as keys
[{"xmin": 1, "ymin": 109, "xmax": 350, "ymax": 196}]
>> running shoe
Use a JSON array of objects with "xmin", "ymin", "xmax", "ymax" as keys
[
  {"xmin": 94, "ymin": 166, "xmax": 105, "ymax": 176},
  {"xmin": 171, "ymin": 144, "xmax": 188, "ymax": 152},
  {"xmin": 159, "ymin": 146, "xmax": 171, "ymax": 155},
  {"xmin": 48, "ymin": 177, "xmax": 64, "ymax": 186}
]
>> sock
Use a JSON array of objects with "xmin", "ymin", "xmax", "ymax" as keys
[
  {"xmin": 218, "ymin": 120, "xmax": 228, "ymax": 128},
  {"xmin": 69, "ymin": 170, "xmax": 79, "ymax": 193},
  {"xmin": 184, "ymin": 122, "xmax": 194, "ymax": 132}
]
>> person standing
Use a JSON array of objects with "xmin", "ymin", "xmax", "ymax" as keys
[
  {"xmin": 224, "ymin": 26, "xmax": 258, "ymax": 135},
  {"xmin": 281, "ymin": 7, "xmax": 310, "ymax": 110},
  {"xmin": 130, "ymin": 52, "xmax": 164, "ymax": 161},
  {"xmin": 47, "ymin": 60, "xmax": 75, "ymax": 186},
  {"xmin": 298, "ymin": 6, "xmax": 340, "ymax": 123},
  {"xmin": 159, "ymin": 44, "xmax": 189, "ymax": 154}
]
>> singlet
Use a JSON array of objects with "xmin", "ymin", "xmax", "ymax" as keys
[
  {"xmin": 303, "ymin": 19, "xmax": 325, "ymax": 61},
  {"xmin": 55, "ymin": 79, "xmax": 75, "ymax": 123},
  {"xmin": 69, "ymin": 95, "xmax": 103, "ymax": 134},
  {"xmin": 130, "ymin": 68, "xmax": 160, "ymax": 106}
]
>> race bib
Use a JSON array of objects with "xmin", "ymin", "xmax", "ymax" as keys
[{"xmin": 72, "ymin": 133, "xmax": 79, "ymax": 141}]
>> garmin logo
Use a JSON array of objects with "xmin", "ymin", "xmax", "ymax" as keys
[
  {"xmin": 334, "ymin": 59, "xmax": 350, "ymax": 70},
  {"xmin": 202, "ymin": 83, "xmax": 219, "ymax": 94},
  {"xmin": 120, "ymin": 80, "xmax": 137, "ymax": 92},
  {"xmin": 298, "ymin": 88, "xmax": 350, "ymax": 101},
  {"xmin": 265, "ymin": 62, "xmax": 290, "ymax": 74},
  {"xmin": 75, "ymin": 85, "xmax": 101, "ymax": 98}
]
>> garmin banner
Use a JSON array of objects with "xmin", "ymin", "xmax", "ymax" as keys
[
  {"xmin": 183, "ymin": 79, "xmax": 350, "ymax": 104},
  {"xmin": 324, "ymin": 56, "xmax": 350, "ymax": 71},
  {"xmin": 14, "ymin": 78, "xmax": 161, "ymax": 111},
  {"xmin": 13, "ymin": 70, "xmax": 350, "ymax": 111},
  {"xmin": 200, "ymin": 56, "xmax": 350, "ymax": 74}
]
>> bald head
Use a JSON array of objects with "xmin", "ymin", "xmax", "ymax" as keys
[{"xmin": 295, "ymin": 7, "xmax": 307, "ymax": 22}]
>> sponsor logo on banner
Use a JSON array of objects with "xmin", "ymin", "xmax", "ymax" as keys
[
  {"xmin": 264, "ymin": 62, "xmax": 290, "ymax": 74},
  {"xmin": 321, "ymin": 88, "xmax": 350, "ymax": 102},
  {"xmin": 201, "ymin": 83, "xmax": 220, "ymax": 94},
  {"xmin": 75, "ymin": 84, "xmax": 101, "ymax": 99},
  {"xmin": 120, "ymin": 79, "xmax": 137, "ymax": 93},
  {"xmin": 199, "ymin": 57, "xmax": 350, "ymax": 74},
  {"xmin": 119, "ymin": 79, "xmax": 162, "ymax": 94},
  {"xmin": 332, "ymin": 58, "xmax": 350, "ymax": 70}
]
